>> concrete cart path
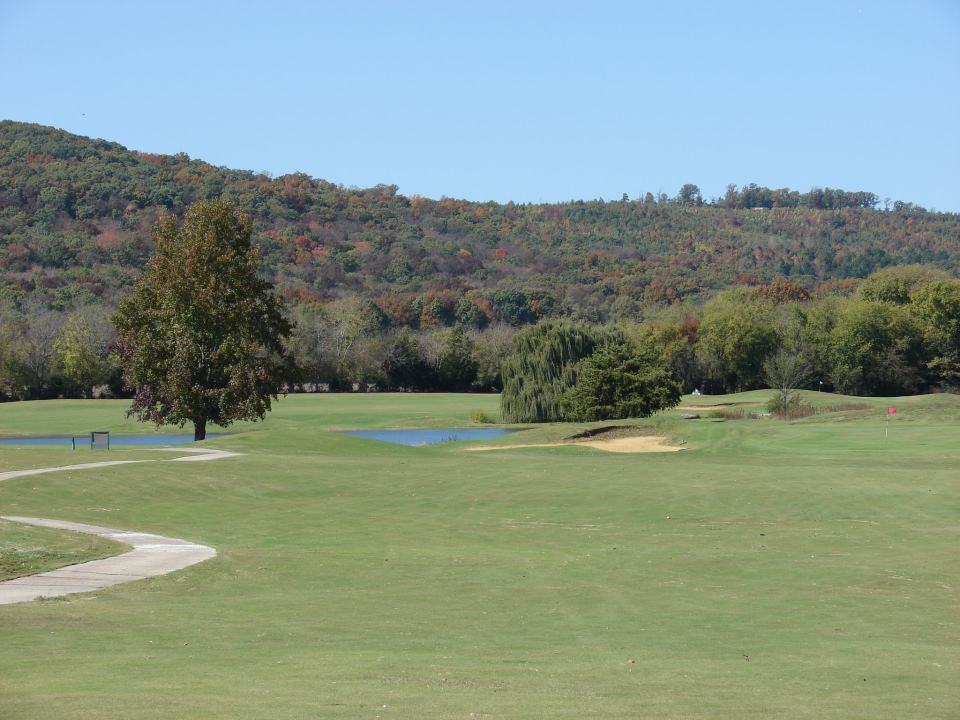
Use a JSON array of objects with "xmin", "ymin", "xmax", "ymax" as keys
[
  {"xmin": 154, "ymin": 447, "xmax": 244, "ymax": 462},
  {"xmin": 0, "ymin": 460, "xmax": 146, "ymax": 482},
  {"xmin": 0, "ymin": 446, "xmax": 242, "ymax": 482},
  {"xmin": 0, "ymin": 516, "xmax": 216, "ymax": 605}
]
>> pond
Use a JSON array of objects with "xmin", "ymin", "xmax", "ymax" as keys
[
  {"xmin": 0, "ymin": 434, "xmax": 223, "ymax": 447},
  {"xmin": 341, "ymin": 428, "xmax": 514, "ymax": 447}
]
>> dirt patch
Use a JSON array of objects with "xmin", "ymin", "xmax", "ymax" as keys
[
  {"xmin": 682, "ymin": 403, "xmax": 743, "ymax": 410},
  {"xmin": 566, "ymin": 425, "xmax": 641, "ymax": 440},
  {"xmin": 466, "ymin": 435, "xmax": 681, "ymax": 453}
]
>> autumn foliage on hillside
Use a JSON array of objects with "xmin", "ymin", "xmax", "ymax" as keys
[
  {"xmin": 2, "ymin": 120, "xmax": 958, "ymax": 327},
  {"xmin": 2, "ymin": 121, "xmax": 960, "ymax": 404}
]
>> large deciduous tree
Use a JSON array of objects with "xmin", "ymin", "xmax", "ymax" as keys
[
  {"xmin": 910, "ymin": 280, "xmax": 960, "ymax": 385},
  {"xmin": 113, "ymin": 200, "xmax": 292, "ymax": 440},
  {"xmin": 762, "ymin": 348, "xmax": 812, "ymax": 413},
  {"xmin": 695, "ymin": 288, "xmax": 777, "ymax": 392},
  {"xmin": 829, "ymin": 299, "xmax": 926, "ymax": 396},
  {"xmin": 21, "ymin": 309, "xmax": 65, "ymax": 399},
  {"xmin": 856, "ymin": 265, "xmax": 950, "ymax": 305}
]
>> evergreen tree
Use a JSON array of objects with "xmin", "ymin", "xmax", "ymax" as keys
[{"xmin": 561, "ymin": 342, "xmax": 681, "ymax": 421}]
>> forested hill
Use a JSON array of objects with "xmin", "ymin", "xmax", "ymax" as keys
[{"xmin": 2, "ymin": 120, "xmax": 958, "ymax": 324}]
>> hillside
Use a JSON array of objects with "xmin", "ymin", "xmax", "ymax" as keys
[{"xmin": 2, "ymin": 120, "xmax": 958, "ymax": 325}]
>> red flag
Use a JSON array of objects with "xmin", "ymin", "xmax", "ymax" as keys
[{"xmin": 887, "ymin": 407, "xmax": 897, "ymax": 416}]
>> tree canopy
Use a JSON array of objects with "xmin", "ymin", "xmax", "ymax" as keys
[
  {"xmin": 2, "ymin": 122, "xmax": 960, "ymax": 405},
  {"xmin": 500, "ymin": 320, "xmax": 611, "ymax": 423},
  {"xmin": 3, "ymin": 120, "xmax": 960, "ymax": 327},
  {"xmin": 113, "ymin": 200, "xmax": 291, "ymax": 440},
  {"xmin": 561, "ymin": 342, "xmax": 681, "ymax": 421}
]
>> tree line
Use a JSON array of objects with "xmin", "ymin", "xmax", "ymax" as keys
[
  {"xmin": 3, "ymin": 262, "xmax": 957, "ymax": 405},
  {"xmin": 642, "ymin": 265, "xmax": 960, "ymax": 397}
]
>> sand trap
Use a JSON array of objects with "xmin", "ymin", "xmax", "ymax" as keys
[{"xmin": 467, "ymin": 435, "xmax": 681, "ymax": 453}]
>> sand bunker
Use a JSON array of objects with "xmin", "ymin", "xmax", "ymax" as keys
[{"xmin": 467, "ymin": 435, "xmax": 681, "ymax": 453}]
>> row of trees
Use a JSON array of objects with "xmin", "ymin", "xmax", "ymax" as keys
[
  {"xmin": 632, "ymin": 266, "xmax": 960, "ymax": 397},
  {"xmin": 0, "ymin": 304, "xmax": 119, "ymax": 401},
  {"xmin": 667, "ymin": 183, "xmax": 884, "ymax": 210},
  {"xmin": 2, "ymin": 199, "xmax": 957, "ymax": 448},
  {"xmin": 284, "ymin": 263, "xmax": 960, "ymax": 403},
  {"xmin": 3, "ymin": 264, "xmax": 958, "ymax": 406},
  {"xmin": 496, "ymin": 265, "xmax": 960, "ymax": 424},
  {"xmin": 285, "ymin": 296, "xmax": 518, "ymax": 390},
  {"xmin": 290, "ymin": 317, "xmax": 516, "ymax": 393},
  {"xmin": 0, "ymin": 303, "xmax": 520, "ymax": 402}
]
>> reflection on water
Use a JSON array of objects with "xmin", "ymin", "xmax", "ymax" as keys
[{"xmin": 341, "ymin": 428, "xmax": 513, "ymax": 446}]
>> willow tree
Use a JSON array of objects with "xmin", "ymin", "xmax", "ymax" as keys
[
  {"xmin": 500, "ymin": 320, "xmax": 614, "ymax": 423},
  {"xmin": 114, "ymin": 200, "xmax": 291, "ymax": 440}
]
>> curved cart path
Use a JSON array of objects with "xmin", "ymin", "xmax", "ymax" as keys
[
  {"xmin": 0, "ymin": 447, "xmax": 237, "ymax": 604},
  {"xmin": 0, "ymin": 447, "xmax": 242, "ymax": 482},
  {"xmin": 0, "ymin": 516, "xmax": 216, "ymax": 605},
  {"xmin": 0, "ymin": 460, "xmax": 146, "ymax": 482}
]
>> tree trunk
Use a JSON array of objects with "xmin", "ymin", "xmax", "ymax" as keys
[{"xmin": 194, "ymin": 418, "xmax": 207, "ymax": 441}]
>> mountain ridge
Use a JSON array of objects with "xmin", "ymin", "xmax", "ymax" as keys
[{"xmin": 1, "ymin": 119, "xmax": 957, "ymax": 324}]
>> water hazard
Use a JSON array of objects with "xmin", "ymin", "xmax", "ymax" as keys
[
  {"xmin": 341, "ymin": 428, "xmax": 513, "ymax": 446},
  {"xmin": 0, "ymin": 434, "xmax": 223, "ymax": 447}
]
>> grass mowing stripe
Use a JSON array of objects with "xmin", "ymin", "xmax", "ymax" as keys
[
  {"xmin": 0, "ymin": 391, "xmax": 957, "ymax": 719},
  {"xmin": 0, "ymin": 519, "xmax": 127, "ymax": 581}
]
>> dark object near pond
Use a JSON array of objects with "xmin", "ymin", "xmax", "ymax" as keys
[
  {"xmin": 0, "ymin": 434, "xmax": 223, "ymax": 447},
  {"xmin": 341, "ymin": 428, "xmax": 514, "ymax": 447}
]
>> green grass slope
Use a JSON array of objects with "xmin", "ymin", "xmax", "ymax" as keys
[
  {"xmin": 0, "ymin": 392, "xmax": 957, "ymax": 719},
  {"xmin": 0, "ymin": 519, "xmax": 125, "ymax": 582}
]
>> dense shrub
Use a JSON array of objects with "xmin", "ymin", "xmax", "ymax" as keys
[{"xmin": 561, "ymin": 342, "xmax": 681, "ymax": 421}]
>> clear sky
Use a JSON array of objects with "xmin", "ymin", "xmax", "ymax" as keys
[{"xmin": 2, "ymin": 1, "xmax": 958, "ymax": 210}]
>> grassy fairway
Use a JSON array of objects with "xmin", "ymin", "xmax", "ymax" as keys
[
  {"xmin": 0, "ymin": 392, "xmax": 958, "ymax": 719},
  {"xmin": 0, "ymin": 519, "xmax": 125, "ymax": 582}
]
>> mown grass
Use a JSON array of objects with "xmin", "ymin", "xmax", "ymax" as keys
[
  {"xmin": 0, "ymin": 392, "xmax": 958, "ymax": 719},
  {"xmin": 0, "ymin": 519, "xmax": 126, "ymax": 582}
]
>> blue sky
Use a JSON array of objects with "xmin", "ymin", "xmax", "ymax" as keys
[{"xmin": 2, "ymin": 1, "xmax": 958, "ymax": 210}]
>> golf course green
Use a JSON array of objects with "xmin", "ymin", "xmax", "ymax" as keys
[{"xmin": 0, "ymin": 391, "xmax": 957, "ymax": 718}]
